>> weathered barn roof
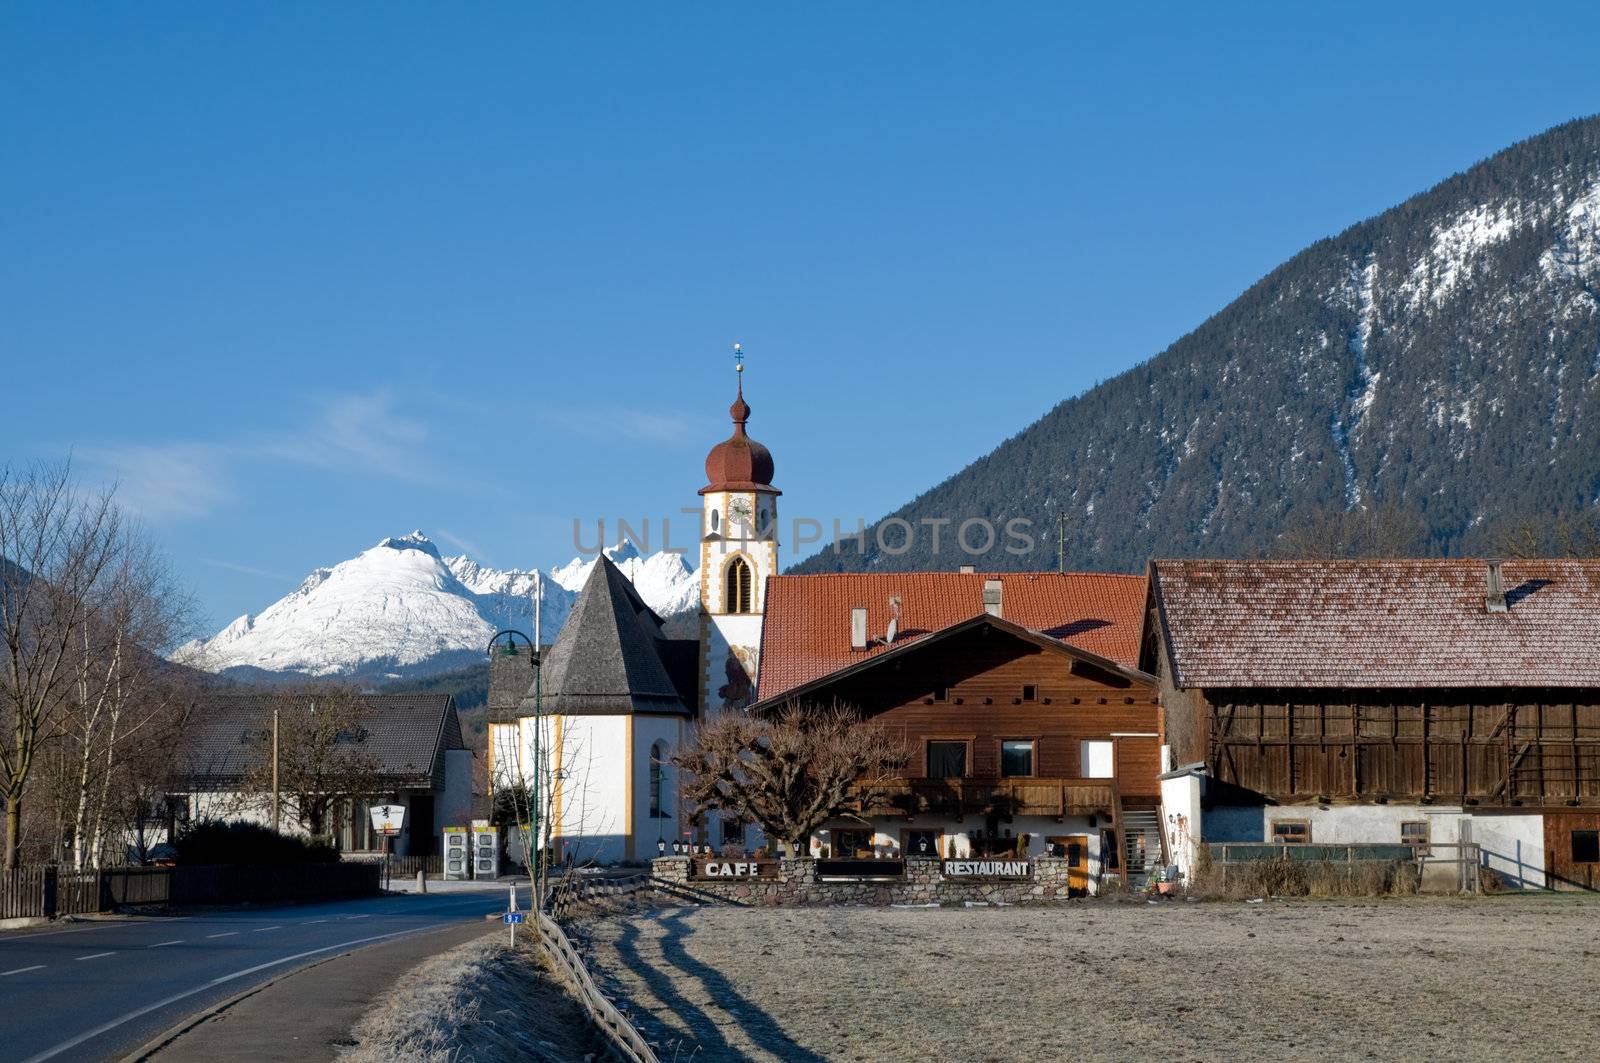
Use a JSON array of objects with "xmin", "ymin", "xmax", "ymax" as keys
[
  {"xmin": 180, "ymin": 693, "xmax": 465, "ymax": 790},
  {"xmin": 756, "ymin": 571, "xmax": 1147, "ymax": 702},
  {"xmin": 519, "ymin": 555, "xmax": 694, "ymax": 716},
  {"xmin": 1150, "ymin": 558, "xmax": 1600, "ymax": 689}
]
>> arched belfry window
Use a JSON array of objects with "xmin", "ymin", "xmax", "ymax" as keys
[
  {"xmin": 649, "ymin": 742, "xmax": 668, "ymax": 818},
  {"xmin": 725, "ymin": 556, "xmax": 753, "ymax": 614}
]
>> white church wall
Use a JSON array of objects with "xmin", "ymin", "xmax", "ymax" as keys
[
  {"xmin": 551, "ymin": 714, "xmax": 630, "ymax": 866},
  {"xmin": 631, "ymin": 715, "xmax": 686, "ymax": 859}
]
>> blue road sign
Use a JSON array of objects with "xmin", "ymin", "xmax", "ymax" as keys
[{"xmin": 503, "ymin": 911, "xmax": 526, "ymax": 924}]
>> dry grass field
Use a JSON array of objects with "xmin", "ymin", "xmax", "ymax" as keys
[
  {"xmin": 341, "ymin": 935, "xmax": 598, "ymax": 1063},
  {"xmin": 577, "ymin": 895, "xmax": 1600, "ymax": 1062}
]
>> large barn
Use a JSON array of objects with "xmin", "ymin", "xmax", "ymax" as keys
[{"xmin": 1144, "ymin": 558, "xmax": 1600, "ymax": 889}]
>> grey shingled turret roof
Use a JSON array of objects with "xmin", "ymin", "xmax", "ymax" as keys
[{"xmin": 519, "ymin": 555, "xmax": 693, "ymax": 716}]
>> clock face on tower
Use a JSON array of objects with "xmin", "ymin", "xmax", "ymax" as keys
[{"xmin": 728, "ymin": 497, "xmax": 753, "ymax": 532}]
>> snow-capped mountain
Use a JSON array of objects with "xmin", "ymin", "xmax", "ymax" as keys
[{"xmin": 177, "ymin": 532, "xmax": 697, "ymax": 681}]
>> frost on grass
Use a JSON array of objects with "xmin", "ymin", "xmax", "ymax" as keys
[
  {"xmin": 579, "ymin": 897, "xmax": 1600, "ymax": 1062},
  {"xmin": 341, "ymin": 935, "xmax": 599, "ymax": 1063}
]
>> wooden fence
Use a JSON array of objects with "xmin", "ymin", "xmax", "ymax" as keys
[
  {"xmin": 1, "ymin": 861, "xmax": 384, "ymax": 918},
  {"xmin": 544, "ymin": 871, "xmax": 652, "ymax": 920},
  {"xmin": 340, "ymin": 852, "xmax": 444, "ymax": 879},
  {"xmin": 2, "ymin": 867, "xmax": 112, "ymax": 919},
  {"xmin": 536, "ymin": 908, "xmax": 659, "ymax": 1063},
  {"xmin": 104, "ymin": 862, "xmax": 381, "ymax": 906}
]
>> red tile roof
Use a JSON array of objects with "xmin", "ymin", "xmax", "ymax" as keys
[
  {"xmin": 757, "ymin": 571, "xmax": 1148, "ymax": 702},
  {"xmin": 1151, "ymin": 558, "xmax": 1600, "ymax": 689}
]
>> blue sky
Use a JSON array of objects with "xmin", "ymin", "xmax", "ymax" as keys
[{"xmin": 4, "ymin": 4, "xmax": 1598, "ymax": 636}]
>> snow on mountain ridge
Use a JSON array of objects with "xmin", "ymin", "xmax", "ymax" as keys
[{"xmin": 178, "ymin": 532, "xmax": 698, "ymax": 680}]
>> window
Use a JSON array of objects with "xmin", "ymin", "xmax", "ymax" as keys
[
  {"xmin": 724, "ymin": 557, "xmax": 753, "ymax": 613},
  {"xmin": 903, "ymin": 829, "xmax": 939, "ymax": 857},
  {"xmin": 720, "ymin": 818, "xmax": 744, "ymax": 847},
  {"xmin": 831, "ymin": 828, "xmax": 872, "ymax": 858},
  {"xmin": 932, "ymin": 686, "xmax": 948, "ymax": 701},
  {"xmin": 1001, "ymin": 740, "xmax": 1035, "ymax": 778},
  {"xmin": 1401, "ymin": 820, "xmax": 1429, "ymax": 853},
  {"xmin": 927, "ymin": 741, "xmax": 967, "ymax": 779},
  {"xmin": 1021, "ymin": 685, "xmax": 1037, "ymax": 702},
  {"xmin": 710, "ymin": 508, "xmax": 719, "ymax": 532},
  {"xmin": 1081, "ymin": 740, "xmax": 1114, "ymax": 779},
  {"xmin": 1271, "ymin": 820, "xmax": 1311, "ymax": 845},
  {"xmin": 649, "ymin": 742, "xmax": 668, "ymax": 818},
  {"xmin": 1573, "ymin": 830, "xmax": 1600, "ymax": 864}
]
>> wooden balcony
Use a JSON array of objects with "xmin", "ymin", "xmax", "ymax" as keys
[{"xmin": 855, "ymin": 777, "xmax": 1117, "ymax": 819}]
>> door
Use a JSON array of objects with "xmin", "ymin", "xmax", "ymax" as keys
[
  {"xmin": 1065, "ymin": 834, "xmax": 1089, "ymax": 894},
  {"xmin": 408, "ymin": 795, "xmax": 436, "ymax": 857}
]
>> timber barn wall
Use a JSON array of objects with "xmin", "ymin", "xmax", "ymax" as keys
[{"xmin": 1196, "ymin": 688, "xmax": 1600, "ymax": 807}]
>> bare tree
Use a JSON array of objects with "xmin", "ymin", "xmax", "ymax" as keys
[
  {"xmin": 60, "ymin": 536, "xmax": 195, "ymax": 869},
  {"xmin": 675, "ymin": 701, "xmax": 908, "ymax": 858},
  {"xmin": 244, "ymin": 686, "xmax": 385, "ymax": 838},
  {"xmin": 0, "ymin": 462, "xmax": 125, "ymax": 868},
  {"xmin": 1491, "ymin": 512, "xmax": 1600, "ymax": 559},
  {"xmin": 1272, "ymin": 501, "xmax": 1428, "ymax": 560}
]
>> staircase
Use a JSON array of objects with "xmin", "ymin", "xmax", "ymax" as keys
[{"xmin": 1119, "ymin": 809, "xmax": 1164, "ymax": 885}]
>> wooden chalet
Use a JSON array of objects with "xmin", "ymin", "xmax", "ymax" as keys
[
  {"xmin": 753, "ymin": 571, "xmax": 1165, "ymax": 890},
  {"xmin": 1144, "ymin": 558, "xmax": 1600, "ymax": 889}
]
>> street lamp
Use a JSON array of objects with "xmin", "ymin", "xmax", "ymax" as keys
[{"xmin": 488, "ymin": 629, "xmax": 540, "ymax": 900}]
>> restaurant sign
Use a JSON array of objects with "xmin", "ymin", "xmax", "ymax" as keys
[
  {"xmin": 941, "ymin": 859, "xmax": 1032, "ymax": 880},
  {"xmin": 693, "ymin": 859, "xmax": 781, "ymax": 880}
]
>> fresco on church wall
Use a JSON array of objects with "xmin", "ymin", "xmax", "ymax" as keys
[{"xmin": 717, "ymin": 644, "xmax": 757, "ymax": 710}]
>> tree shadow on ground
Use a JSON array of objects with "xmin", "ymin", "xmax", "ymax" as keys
[{"xmin": 608, "ymin": 908, "xmax": 827, "ymax": 1062}]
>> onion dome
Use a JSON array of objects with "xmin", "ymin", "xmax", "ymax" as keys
[{"xmin": 700, "ymin": 375, "xmax": 780, "ymax": 495}]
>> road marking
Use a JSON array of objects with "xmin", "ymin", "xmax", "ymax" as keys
[
  {"xmin": 75, "ymin": 952, "xmax": 115, "ymax": 961},
  {"xmin": 0, "ymin": 914, "xmax": 186, "ymax": 945},
  {"xmin": 304, "ymin": 918, "xmax": 328, "ymax": 923},
  {"xmin": 344, "ymin": 914, "xmax": 370, "ymax": 919},
  {"xmin": 3, "ymin": 965, "xmax": 45, "ymax": 976},
  {"xmin": 205, "ymin": 932, "xmax": 238, "ymax": 939},
  {"xmin": 252, "ymin": 925, "xmax": 282, "ymax": 933},
  {"xmin": 148, "ymin": 940, "xmax": 182, "ymax": 948},
  {"xmin": 22, "ymin": 922, "xmax": 459, "ymax": 1063}
]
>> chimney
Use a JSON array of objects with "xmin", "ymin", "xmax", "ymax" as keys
[
  {"xmin": 982, "ymin": 579, "xmax": 1003, "ymax": 618},
  {"xmin": 958, "ymin": 564, "xmax": 975, "ymax": 575},
  {"xmin": 885, "ymin": 596, "xmax": 902, "ymax": 646},
  {"xmin": 850, "ymin": 606, "xmax": 868, "ymax": 649},
  {"xmin": 1485, "ymin": 559, "xmax": 1508, "ymax": 614}
]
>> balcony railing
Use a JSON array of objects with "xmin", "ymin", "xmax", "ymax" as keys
[{"xmin": 855, "ymin": 777, "xmax": 1117, "ymax": 819}]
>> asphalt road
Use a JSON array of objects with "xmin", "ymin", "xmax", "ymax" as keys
[{"xmin": 0, "ymin": 885, "xmax": 529, "ymax": 1062}]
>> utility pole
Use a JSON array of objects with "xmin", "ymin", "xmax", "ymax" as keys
[
  {"xmin": 271, "ymin": 707, "xmax": 280, "ymax": 833},
  {"xmin": 532, "ymin": 577, "xmax": 543, "ymax": 911}
]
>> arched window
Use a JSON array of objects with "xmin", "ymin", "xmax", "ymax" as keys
[
  {"xmin": 709, "ymin": 508, "xmax": 719, "ymax": 533},
  {"xmin": 649, "ymin": 742, "xmax": 668, "ymax": 818},
  {"xmin": 725, "ymin": 556, "xmax": 753, "ymax": 614}
]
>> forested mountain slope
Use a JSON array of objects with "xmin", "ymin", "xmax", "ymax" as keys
[{"xmin": 796, "ymin": 116, "xmax": 1600, "ymax": 573}]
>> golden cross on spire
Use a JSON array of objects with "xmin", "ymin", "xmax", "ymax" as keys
[{"xmin": 733, "ymin": 341, "xmax": 745, "ymax": 374}]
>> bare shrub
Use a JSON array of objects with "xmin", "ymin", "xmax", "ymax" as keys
[{"xmin": 1191, "ymin": 853, "xmax": 1420, "ymax": 900}]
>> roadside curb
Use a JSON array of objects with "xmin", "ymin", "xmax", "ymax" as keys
[{"xmin": 119, "ymin": 922, "xmax": 470, "ymax": 1063}]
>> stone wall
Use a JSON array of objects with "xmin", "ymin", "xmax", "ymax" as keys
[{"xmin": 650, "ymin": 856, "xmax": 1077, "ymax": 906}]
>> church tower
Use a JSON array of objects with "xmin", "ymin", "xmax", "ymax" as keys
[{"xmin": 697, "ymin": 348, "xmax": 780, "ymax": 715}]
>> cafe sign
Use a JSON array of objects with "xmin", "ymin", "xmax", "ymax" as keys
[
  {"xmin": 693, "ymin": 859, "xmax": 781, "ymax": 880},
  {"xmin": 941, "ymin": 858, "xmax": 1032, "ymax": 880}
]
